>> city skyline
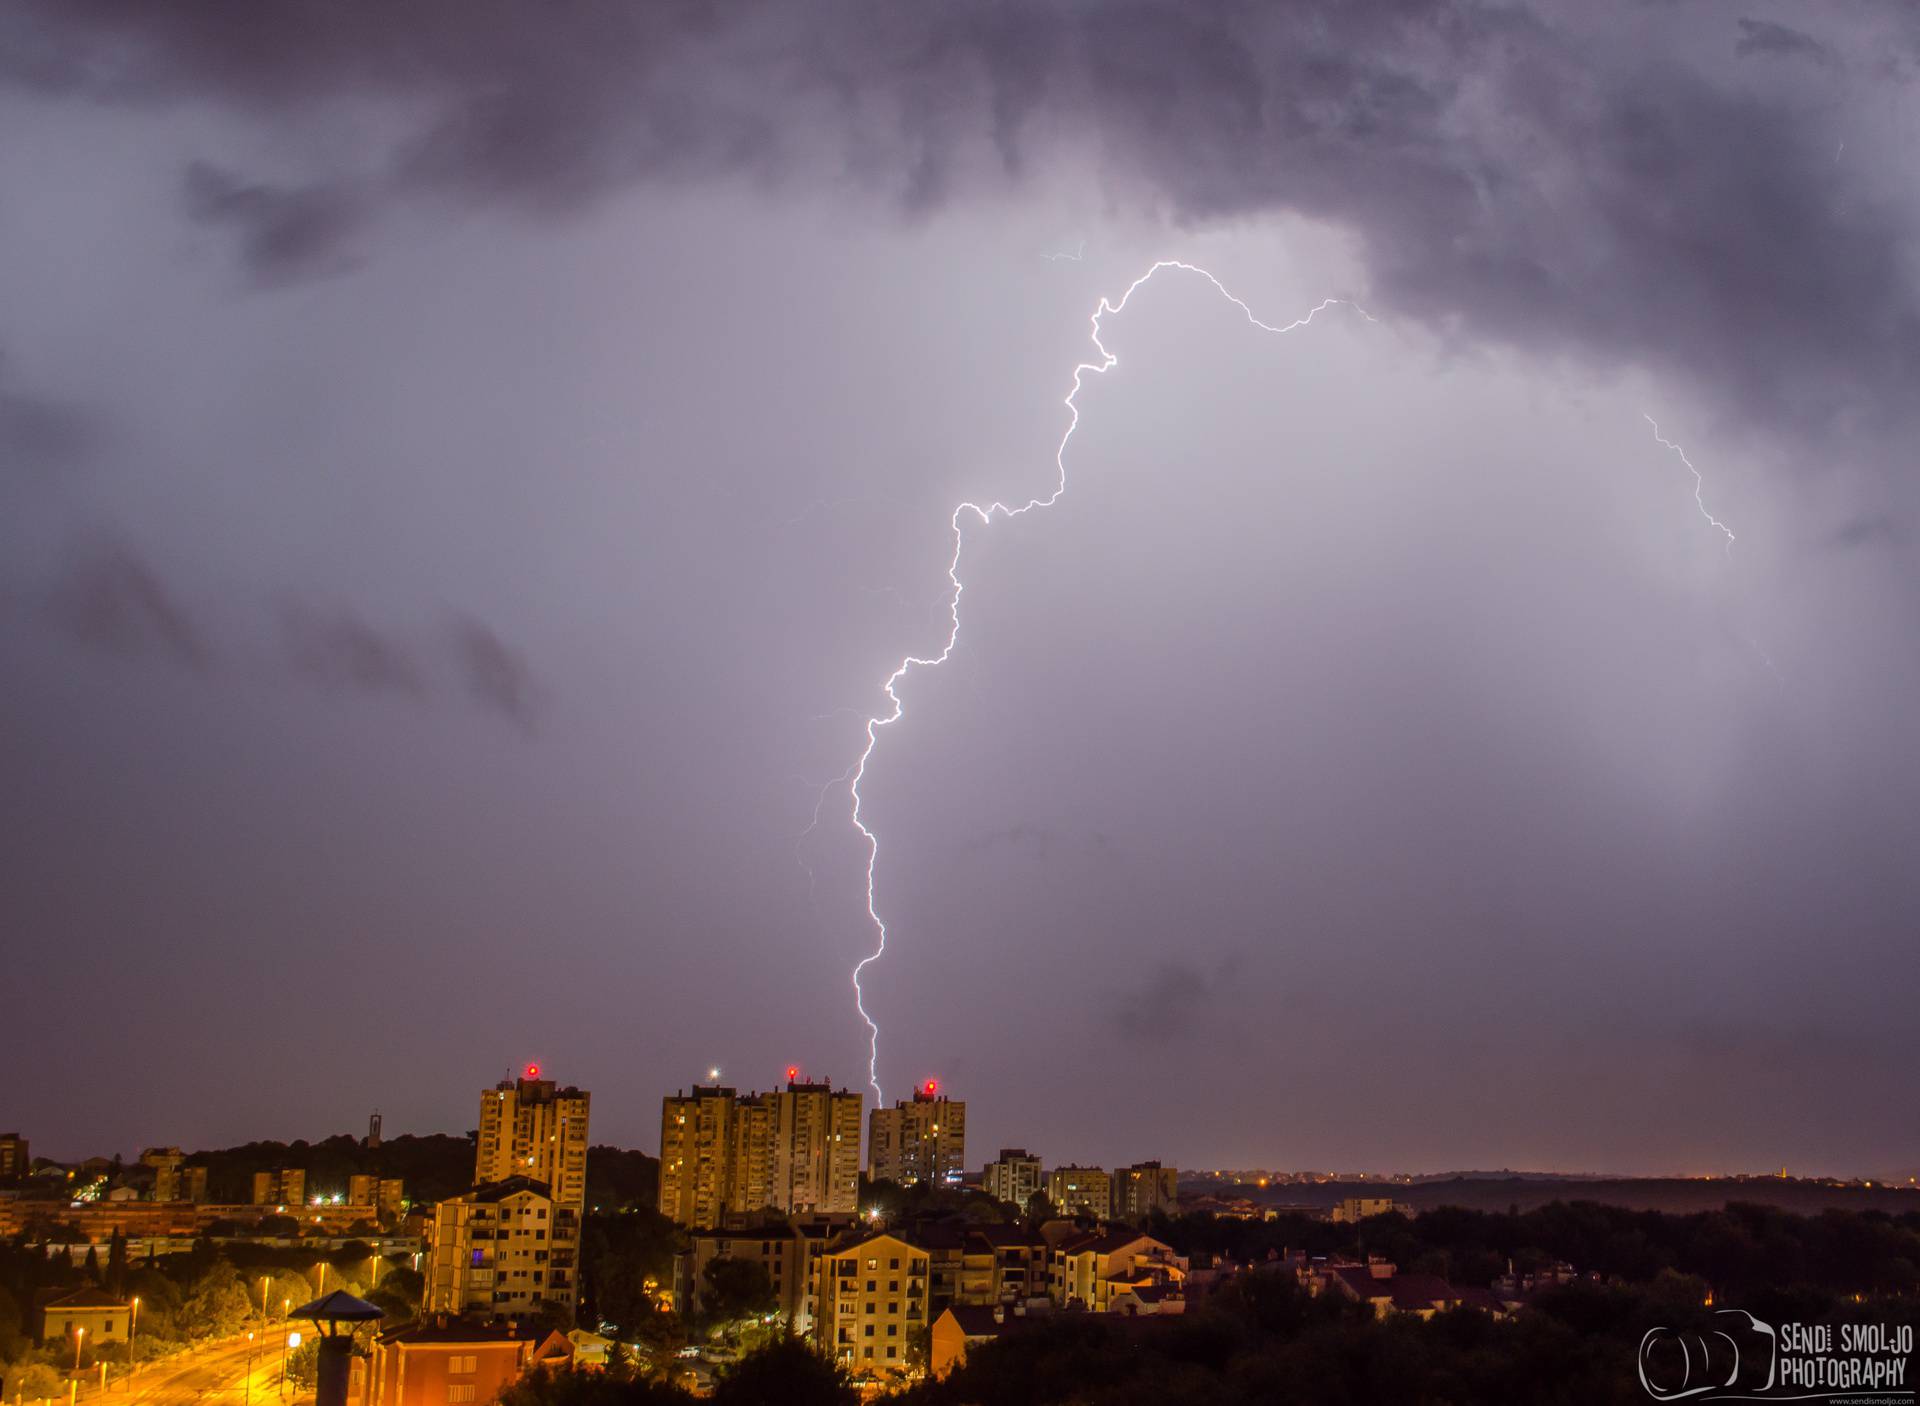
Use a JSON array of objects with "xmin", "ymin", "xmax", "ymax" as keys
[{"xmin": 3, "ymin": 3, "xmax": 1916, "ymax": 1182}]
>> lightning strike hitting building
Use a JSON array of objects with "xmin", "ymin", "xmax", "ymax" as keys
[{"xmin": 842, "ymin": 260, "xmax": 1372, "ymax": 1102}]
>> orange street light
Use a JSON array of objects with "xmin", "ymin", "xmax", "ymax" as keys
[{"xmin": 72, "ymin": 1326, "xmax": 85, "ymax": 1375}]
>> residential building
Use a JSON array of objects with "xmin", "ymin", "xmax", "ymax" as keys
[
  {"xmin": 929, "ymin": 1304, "xmax": 1044, "ymax": 1380},
  {"xmin": 471, "ymin": 1069, "xmax": 588, "ymax": 1314},
  {"xmin": 1049, "ymin": 1231, "xmax": 1187, "ymax": 1311},
  {"xmin": 140, "ymin": 1148, "xmax": 185, "ymax": 1202},
  {"xmin": 677, "ymin": 1223, "xmax": 829, "ymax": 1333},
  {"xmin": 475, "ymin": 1069, "xmax": 590, "ymax": 1212},
  {"xmin": 252, "ymin": 1168, "xmax": 306, "ymax": 1206},
  {"xmin": 424, "ymin": 1177, "xmax": 563, "ymax": 1319},
  {"xmin": 1328, "ymin": 1196, "xmax": 1413, "ymax": 1223},
  {"xmin": 180, "ymin": 1166, "xmax": 209, "ymax": 1203},
  {"xmin": 1113, "ymin": 1162, "xmax": 1178, "ymax": 1220},
  {"xmin": 38, "ymin": 1290, "xmax": 131, "ymax": 1348},
  {"xmin": 1046, "ymin": 1165, "xmax": 1112, "ymax": 1220},
  {"xmin": 0, "ymin": 1133, "xmax": 26, "ymax": 1181},
  {"xmin": 350, "ymin": 1175, "xmax": 408, "ymax": 1220},
  {"xmin": 1318, "ymin": 1260, "xmax": 1475, "ymax": 1318},
  {"xmin": 658, "ymin": 1077, "xmax": 861, "ymax": 1229},
  {"xmin": 867, "ymin": 1082, "xmax": 965, "ymax": 1187},
  {"xmin": 367, "ymin": 1318, "xmax": 571, "ymax": 1406},
  {"xmin": 813, "ymin": 1231, "xmax": 930, "ymax": 1377},
  {"xmin": 982, "ymin": 1150, "xmax": 1043, "ymax": 1211}
]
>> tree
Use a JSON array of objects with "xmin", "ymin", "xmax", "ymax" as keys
[
  {"xmin": 1023, "ymin": 1191, "xmax": 1055, "ymax": 1226},
  {"xmin": 106, "ymin": 1230, "xmax": 129, "ymax": 1296},
  {"xmin": 698, "ymin": 1259, "xmax": 775, "ymax": 1329},
  {"xmin": 711, "ymin": 1336, "xmax": 855, "ymax": 1406}
]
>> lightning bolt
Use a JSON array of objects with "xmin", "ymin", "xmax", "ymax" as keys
[
  {"xmin": 844, "ymin": 260, "xmax": 1373, "ymax": 1102},
  {"xmin": 1645, "ymin": 414, "xmax": 1736, "ymax": 555}
]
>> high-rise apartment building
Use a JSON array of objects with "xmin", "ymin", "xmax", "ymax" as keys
[
  {"xmin": 475, "ymin": 1068, "xmax": 590, "ymax": 1210},
  {"xmin": 349, "ymin": 1174, "xmax": 407, "ymax": 1220},
  {"xmin": 658, "ymin": 1076, "xmax": 862, "ymax": 1229},
  {"xmin": 1045, "ymin": 1165, "xmax": 1112, "ymax": 1220},
  {"xmin": 464, "ymin": 1067, "xmax": 588, "ymax": 1314},
  {"xmin": 867, "ymin": 1082, "xmax": 965, "ymax": 1187},
  {"xmin": 1113, "ymin": 1161, "xmax": 1179, "ymax": 1220}
]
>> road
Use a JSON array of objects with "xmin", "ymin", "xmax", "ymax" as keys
[{"xmin": 111, "ymin": 1334, "xmax": 306, "ymax": 1406}]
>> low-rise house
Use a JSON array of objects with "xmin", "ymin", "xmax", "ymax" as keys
[
  {"xmin": 1050, "ymin": 1231, "xmax": 1187, "ymax": 1311},
  {"xmin": 38, "ymin": 1289, "xmax": 131, "ymax": 1348},
  {"xmin": 367, "ymin": 1319, "xmax": 569, "ymax": 1406}
]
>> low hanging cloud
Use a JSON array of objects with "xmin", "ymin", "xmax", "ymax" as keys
[
  {"xmin": 450, "ymin": 615, "xmax": 540, "ymax": 733},
  {"xmin": 182, "ymin": 160, "xmax": 366, "ymax": 288},
  {"xmin": 278, "ymin": 601, "xmax": 423, "ymax": 697},
  {"xmin": 43, "ymin": 537, "xmax": 211, "ymax": 672}
]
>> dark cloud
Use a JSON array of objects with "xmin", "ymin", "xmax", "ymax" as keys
[
  {"xmin": 279, "ymin": 601, "xmax": 422, "ymax": 697},
  {"xmin": 0, "ymin": 359, "xmax": 94, "ymax": 488},
  {"xmin": 1111, "ymin": 957, "xmax": 1241, "ymax": 1044},
  {"xmin": 1833, "ymin": 514, "xmax": 1906, "ymax": 550},
  {"xmin": 43, "ymin": 537, "xmax": 210, "ymax": 671},
  {"xmin": 1734, "ymin": 18, "xmax": 1835, "ymax": 65},
  {"xmin": 182, "ymin": 160, "xmax": 365, "ymax": 287},
  {"xmin": 450, "ymin": 616, "xmax": 539, "ymax": 732},
  {"xmin": 7, "ymin": 2, "xmax": 1915, "ymax": 464}
]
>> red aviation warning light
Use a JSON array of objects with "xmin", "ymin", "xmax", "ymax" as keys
[
  {"xmin": 525, "ymin": 1063, "xmax": 540, "ymax": 1079},
  {"xmin": 924, "ymin": 1079, "xmax": 938, "ymax": 1097},
  {"xmin": 786, "ymin": 1065, "xmax": 800, "ymax": 1083}
]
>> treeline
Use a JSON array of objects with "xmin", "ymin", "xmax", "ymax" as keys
[
  {"xmin": 1146, "ymin": 1200, "xmax": 1920, "ymax": 1298},
  {"xmin": 904, "ymin": 1274, "xmax": 1920, "ymax": 1406}
]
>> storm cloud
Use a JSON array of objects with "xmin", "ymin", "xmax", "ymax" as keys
[{"xmin": 0, "ymin": 2, "xmax": 1913, "ymax": 1177}]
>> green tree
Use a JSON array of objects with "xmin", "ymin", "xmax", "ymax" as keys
[
  {"xmin": 711, "ymin": 1336, "xmax": 855, "ymax": 1406},
  {"xmin": 698, "ymin": 1259, "xmax": 775, "ymax": 1329}
]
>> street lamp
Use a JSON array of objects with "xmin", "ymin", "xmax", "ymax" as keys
[
  {"xmin": 245, "ymin": 1331, "xmax": 257, "ymax": 1406},
  {"xmin": 130, "ymin": 1297, "xmax": 141, "ymax": 1378},
  {"xmin": 72, "ymin": 1326, "xmax": 85, "ymax": 1376},
  {"xmin": 280, "ymin": 1331, "xmax": 301, "ymax": 1398}
]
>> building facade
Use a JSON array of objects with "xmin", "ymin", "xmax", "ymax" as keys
[
  {"xmin": 368, "ymin": 1319, "xmax": 570, "ymax": 1406},
  {"xmin": 475, "ymin": 1071, "xmax": 590, "ymax": 1210},
  {"xmin": 424, "ymin": 1178, "xmax": 564, "ymax": 1319},
  {"xmin": 1113, "ymin": 1162, "xmax": 1178, "ymax": 1220},
  {"xmin": 1045, "ymin": 1165, "xmax": 1112, "ymax": 1220},
  {"xmin": 676, "ymin": 1224, "xmax": 828, "ymax": 1333},
  {"xmin": 658, "ymin": 1078, "xmax": 862, "ymax": 1229},
  {"xmin": 867, "ymin": 1083, "xmax": 965, "ymax": 1187},
  {"xmin": 350, "ymin": 1175, "xmax": 408, "ymax": 1221},
  {"xmin": 38, "ymin": 1290, "xmax": 131, "ymax": 1349},
  {"xmin": 982, "ymin": 1150, "xmax": 1043, "ymax": 1210},
  {"xmin": 252, "ymin": 1168, "xmax": 307, "ymax": 1206},
  {"xmin": 140, "ymin": 1148, "xmax": 185, "ymax": 1202},
  {"xmin": 813, "ymin": 1232, "xmax": 931, "ymax": 1377},
  {"xmin": 0, "ymin": 1133, "xmax": 26, "ymax": 1181}
]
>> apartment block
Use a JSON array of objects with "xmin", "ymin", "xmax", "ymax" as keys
[
  {"xmin": 140, "ymin": 1148, "xmax": 185, "ymax": 1202},
  {"xmin": 867, "ymin": 1082, "xmax": 966, "ymax": 1187},
  {"xmin": 814, "ymin": 1232, "xmax": 930, "ymax": 1377},
  {"xmin": 658, "ymin": 1077, "xmax": 862, "ymax": 1229},
  {"xmin": 423, "ymin": 1178, "xmax": 562, "ymax": 1318},
  {"xmin": 252, "ymin": 1168, "xmax": 307, "ymax": 1206},
  {"xmin": 1113, "ymin": 1161, "xmax": 1179, "ymax": 1220},
  {"xmin": 982, "ymin": 1149, "xmax": 1043, "ymax": 1210},
  {"xmin": 475, "ymin": 1069, "xmax": 589, "ymax": 1212},
  {"xmin": 1045, "ymin": 1165, "xmax": 1112, "ymax": 1220}
]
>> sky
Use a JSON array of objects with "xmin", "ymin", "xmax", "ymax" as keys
[{"xmin": 1, "ymin": 1, "xmax": 1915, "ymax": 1179}]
